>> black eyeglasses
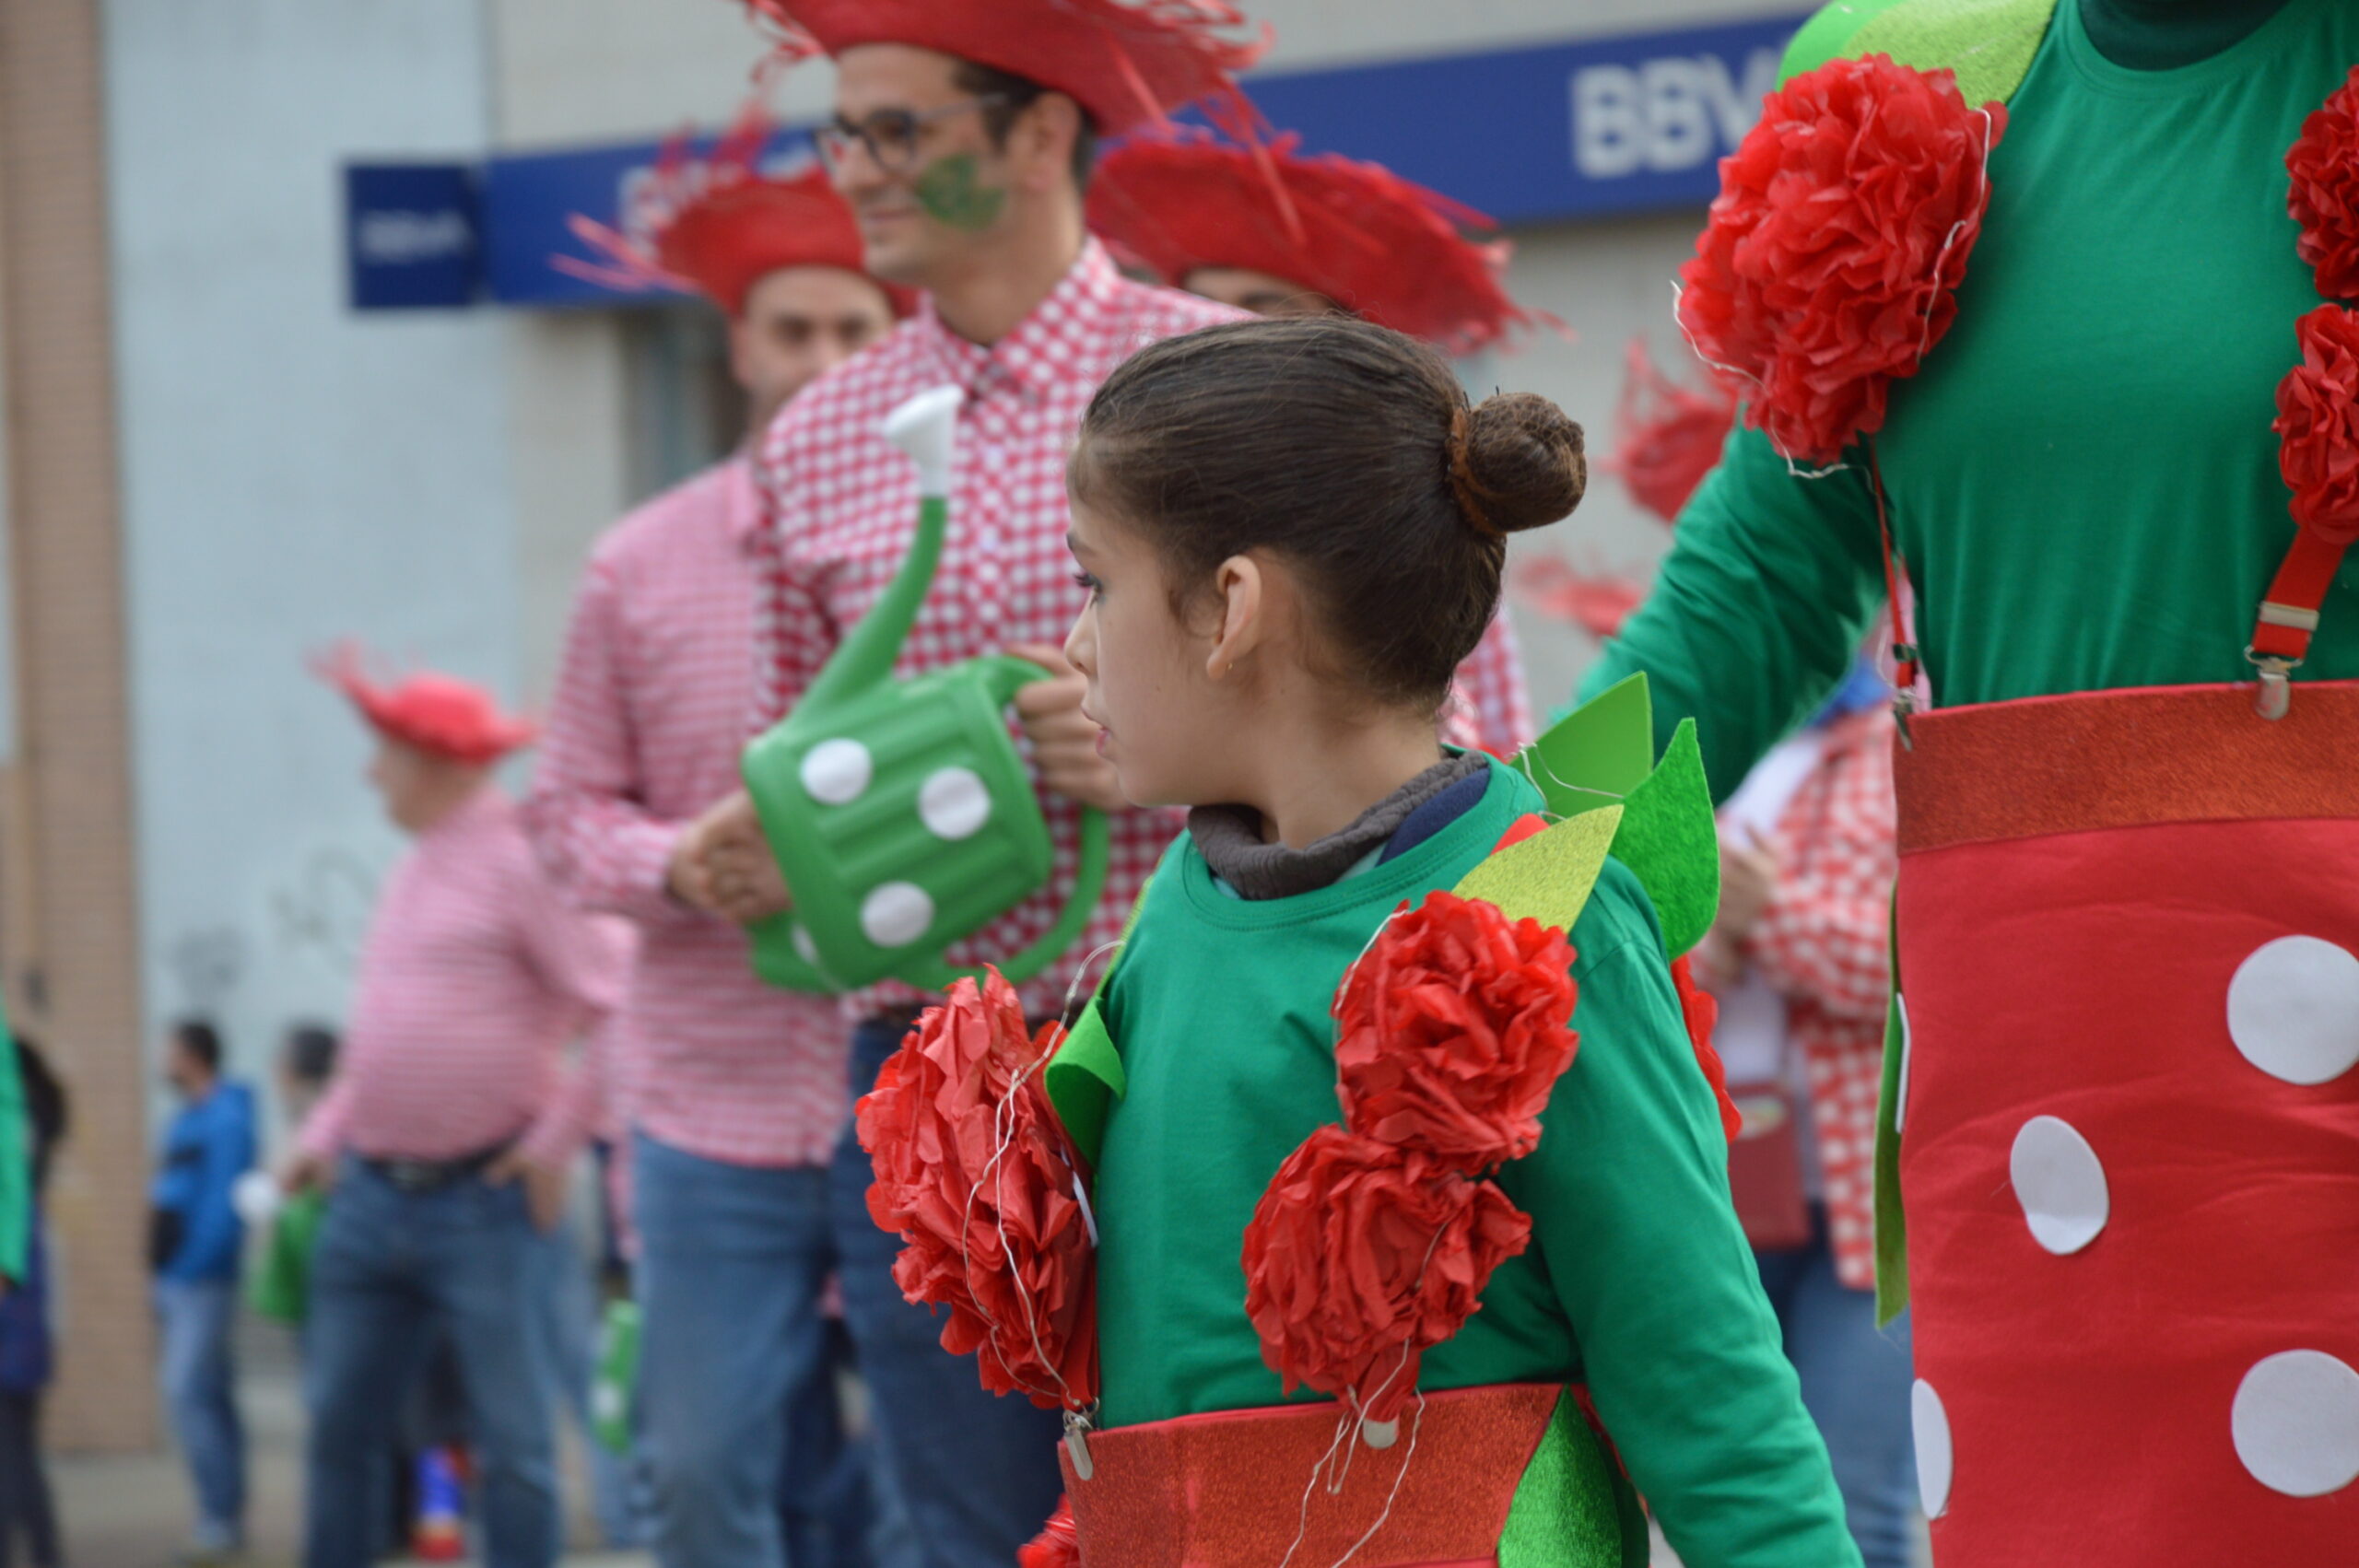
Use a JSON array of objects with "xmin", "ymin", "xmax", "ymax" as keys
[{"xmin": 816, "ymin": 95, "xmax": 1011, "ymax": 174}]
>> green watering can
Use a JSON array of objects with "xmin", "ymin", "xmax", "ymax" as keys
[{"xmin": 744, "ymin": 385, "xmax": 1111, "ymax": 993}]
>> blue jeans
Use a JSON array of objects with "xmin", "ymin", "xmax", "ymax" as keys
[
  {"xmin": 1754, "ymin": 1209, "xmax": 1919, "ymax": 1568},
  {"xmin": 154, "ymin": 1277, "xmax": 244, "ymax": 1541},
  {"xmin": 635, "ymin": 1131, "xmax": 875, "ymax": 1568},
  {"xmin": 303, "ymin": 1159, "xmax": 558, "ymax": 1568},
  {"xmin": 832, "ymin": 1018, "xmax": 1064, "ymax": 1568}
]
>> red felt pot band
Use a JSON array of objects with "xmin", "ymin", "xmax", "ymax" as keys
[
  {"xmin": 2250, "ymin": 528, "xmax": 2353, "ymax": 663},
  {"xmin": 1062, "ymin": 1384, "xmax": 1561, "ymax": 1568},
  {"xmin": 1892, "ymin": 682, "xmax": 2359, "ymax": 856}
]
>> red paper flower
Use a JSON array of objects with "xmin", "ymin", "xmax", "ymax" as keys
[
  {"xmin": 858, "ymin": 968, "xmax": 1097, "ymax": 1409},
  {"xmin": 1018, "ymin": 1497, "xmax": 1079, "ymax": 1568},
  {"xmin": 1517, "ymin": 558, "xmax": 1648, "ymax": 642},
  {"xmin": 1671, "ymin": 954, "xmax": 1743, "ymax": 1143},
  {"xmin": 1241, "ymin": 1128, "xmax": 1530, "ymax": 1422},
  {"xmin": 1675, "ymin": 55, "xmax": 2005, "ymax": 467},
  {"xmin": 1610, "ymin": 336, "xmax": 1741, "ymax": 522},
  {"xmin": 1334, "ymin": 890, "xmax": 1578, "ymax": 1172},
  {"xmin": 2289, "ymin": 65, "xmax": 2359, "ymax": 301},
  {"xmin": 2274, "ymin": 305, "xmax": 2359, "ymax": 546}
]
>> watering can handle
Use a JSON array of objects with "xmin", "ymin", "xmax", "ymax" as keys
[{"xmin": 900, "ymin": 651, "xmax": 1114, "ymax": 991}]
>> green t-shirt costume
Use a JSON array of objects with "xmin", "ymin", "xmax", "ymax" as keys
[
  {"xmin": 1089, "ymin": 758, "xmax": 1857, "ymax": 1568},
  {"xmin": 1587, "ymin": 0, "xmax": 2359, "ymax": 800},
  {"xmin": 0, "ymin": 1001, "xmax": 27, "ymax": 1285}
]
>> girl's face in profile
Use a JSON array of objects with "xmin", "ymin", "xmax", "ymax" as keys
[{"xmin": 1062, "ymin": 497, "xmax": 1242, "ymax": 811}]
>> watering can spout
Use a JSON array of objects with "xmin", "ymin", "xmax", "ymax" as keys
[
  {"xmin": 885, "ymin": 384, "xmax": 962, "ymax": 499},
  {"xmin": 799, "ymin": 386, "xmax": 963, "ymax": 715}
]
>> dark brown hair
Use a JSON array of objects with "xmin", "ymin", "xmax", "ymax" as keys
[
  {"xmin": 953, "ymin": 61, "xmax": 1098, "ymax": 187},
  {"xmin": 1070, "ymin": 315, "xmax": 1585, "ymax": 710}
]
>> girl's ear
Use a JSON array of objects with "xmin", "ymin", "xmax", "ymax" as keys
[{"xmin": 1206, "ymin": 554, "xmax": 1266, "ymax": 682}]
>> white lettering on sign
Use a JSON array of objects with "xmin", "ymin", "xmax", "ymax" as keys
[
  {"xmin": 357, "ymin": 209, "xmax": 473, "ymax": 266},
  {"xmin": 1569, "ymin": 46, "xmax": 1782, "ymax": 180}
]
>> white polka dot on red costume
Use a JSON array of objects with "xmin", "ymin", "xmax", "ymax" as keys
[
  {"xmin": 1912, "ymin": 1379, "xmax": 1953, "ymax": 1519},
  {"xmin": 2232, "ymin": 1350, "xmax": 2359, "ymax": 1498},
  {"xmin": 2009, "ymin": 1115, "xmax": 2108, "ymax": 1256},
  {"xmin": 2226, "ymin": 935, "xmax": 2359, "ymax": 1085},
  {"xmin": 861, "ymin": 882, "xmax": 933, "ymax": 949},
  {"xmin": 919, "ymin": 766, "xmax": 992, "ymax": 840},
  {"xmin": 801, "ymin": 738, "xmax": 873, "ymax": 805}
]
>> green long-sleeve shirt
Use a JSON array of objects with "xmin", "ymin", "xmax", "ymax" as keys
[
  {"xmin": 1586, "ymin": 0, "xmax": 2359, "ymax": 797},
  {"xmin": 1092, "ymin": 761, "xmax": 1858, "ymax": 1568}
]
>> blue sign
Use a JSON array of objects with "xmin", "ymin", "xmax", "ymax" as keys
[
  {"xmin": 1234, "ymin": 15, "xmax": 1803, "ymax": 228},
  {"xmin": 345, "ymin": 163, "xmax": 482, "ymax": 310},
  {"xmin": 487, "ymin": 130, "xmax": 826, "ymax": 309},
  {"xmin": 476, "ymin": 14, "xmax": 1805, "ymax": 307}
]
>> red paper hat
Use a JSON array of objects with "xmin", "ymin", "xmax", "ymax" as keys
[
  {"xmin": 744, "ymin": 0, "xmax": 1267, "ymax": 138},
  {"xmin": 1608, "ymin": 336, "xmax": 1739, "ymax": 524},
  {"xmin": 316, "ymin": 645, "xmax": 537, "ymax": 766},
  {"xmin": 1087, "ymin": 135, "xmax": 1533, "ymax": 356},
  {"xmin": 555, "ymin": 108, "xmax": 917, "ymax": 317}
]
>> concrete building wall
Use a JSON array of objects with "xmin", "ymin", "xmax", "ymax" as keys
[{"xmin": 104, "ymin": 0, "xmax": 511, "ymax": 1145}]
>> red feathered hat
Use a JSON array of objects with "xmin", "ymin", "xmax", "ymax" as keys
[
  {"xmin": 743, "ymin": 0, "xmax": 1267, "ymax": 138},
  {"xmin": 1087, "ymin": 135, "xmax": 1534, "ymax": 356},
  {"xmin": 316, "ymin": 645, "xmax": 537, "ymax": 766},
  {"xmin": 1608, "ymin": 336, "xmax": 1739, "ymax": 524},
  {"xmin": 555, "ymin": 107, "xmax": 917, "ymax": 318}
]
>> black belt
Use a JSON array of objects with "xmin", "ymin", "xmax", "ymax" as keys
[{"xmin": 362, "ymin": 1139, "xmax": 513, "ymax": 1194}]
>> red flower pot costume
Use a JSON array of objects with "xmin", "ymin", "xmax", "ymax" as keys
[{"xmin": 1592, "ymin": 2, "xmax": 2359, "ymax": 1561}]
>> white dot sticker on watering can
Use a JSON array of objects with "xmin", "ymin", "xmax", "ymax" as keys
[
  {"xmin": 801, "ymin": 739, "xmax": 874, "ymax": 805},
  {"xmin": 862, "ymin": 883, "xmax": 934, "ymax": 949},
  {"xmin": 919, "ymin": 766, "xmax": 992, "ymax": 840}
]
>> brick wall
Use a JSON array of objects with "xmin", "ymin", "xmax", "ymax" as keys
[{"xmin": 0, "ymin": 0, "xmax": 158, "ymax": 1453}]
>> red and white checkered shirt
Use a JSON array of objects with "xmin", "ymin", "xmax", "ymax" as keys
[
  {"xmin": 1744, "ymin": 708, "xmax": 1897, "ymax": 1290},
  {"xmin": 524, "ymin": 458, "xmax": 851, "ymax": 1169},
  {"xmin": 756, "ymin": 240, "xmax": 1531, "ymax": 1020},
  {"xmin": 300, "ymin": 789, "xmax": 627, "ymax": 1166}
]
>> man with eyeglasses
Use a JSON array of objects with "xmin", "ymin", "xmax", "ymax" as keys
[{"xmin": 673, "ymin": 4, "xmax": 1262, "ymax": 1566}]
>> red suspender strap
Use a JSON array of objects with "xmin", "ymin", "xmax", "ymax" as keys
[
  {"xmin": 1865, "ymin": 442, "xmax": 1921, "ymax": 744},
  {"xmin": 2248, "ymin": 527, "xmax": 2351, "ymax": 719}
]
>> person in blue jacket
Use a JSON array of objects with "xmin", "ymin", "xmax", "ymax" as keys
[{"xmin": 149, "ymin": 1018, "xmax": 256, "ymax": 1563}]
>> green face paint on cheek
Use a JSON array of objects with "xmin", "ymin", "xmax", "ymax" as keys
[{"xmin": 912, "ymin": 154, "xmax": 1006, "ymax": 232}]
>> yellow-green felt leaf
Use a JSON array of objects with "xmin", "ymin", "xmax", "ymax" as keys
[
  {"xmin": 1452, "ymin": 805, "xmax": 1624, "ymax": 933},
  {"xmin": 1045, "ymin": 999, "xmax": 1123, "ymax": 1172}
]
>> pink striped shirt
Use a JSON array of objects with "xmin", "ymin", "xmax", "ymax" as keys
[
  {"xmin": 300, "ymin": 789, "xmax": 626, "ymax": 1165},
  {"xmin": 523, "ymin": 458, "xmax": 850, "ymax": 1168}
]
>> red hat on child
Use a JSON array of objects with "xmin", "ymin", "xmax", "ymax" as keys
[
  {"xmin": 317, "ymin": 645, "xmax": 537, "ymax": 766},
  {"xmin": 1087, "ymin": 135, "xmax": 1534, "ymax": 356},
  {"xmin": 742, "ymin": 0, "xmax": 1267, "ymax": 137},
  {"xmin": 556, "ymin": 108, "xmax": 918, "ymax": 318}
]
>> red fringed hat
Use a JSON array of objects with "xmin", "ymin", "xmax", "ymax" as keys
[
  {"xmin": 1608, "ymin": 336, "xmax": 1739, "ymax": 524},
  {"xmin": 1086, "ymin": 136, "xmax": 1533, "ymax": 356},
  {"xmin": 316, "ymin": 645, "xmax": 537, "ymax": 766},
  {"xmin": 555, "ymin": 108, "xmax": 917, "ymax": 317},
  {"xmin": 743, "ymin": 0, "xmax": 1268, "ymax": 137}
]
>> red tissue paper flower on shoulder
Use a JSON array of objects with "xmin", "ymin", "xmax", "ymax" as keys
[
  {"xmin": 1675, "ymin": 54, "xmax": 2005, "ymax": 468},
  {"xmin": 857, "ymin": 968, "xmax": 1097, "ymax": 1410},
  {"xmin": 1671, "ymin": 955, "xmax": 1743, "ymax": 1143},
  {"xmin": 1018, "ymin": 1497, "xmax": 1079, "ymax": 1568},
  {"xmin": 1242, "ymin": 1128, "xmax": 1530, "ymax": 1423},
  {"xmin": 2288, "ymin": 64, "xmax": 2359, "ymax": 302},
  {"xmin": 1610, "ymin": 336, "xmax": 1741, "ymax": 523},
  {"xmin": 2275, "ymin": 305, "xmax": 2359, "ymax": 547},
  {"xmin": 1333, "ymin": 890, "xmax": 1578, "ymax": 1172}
]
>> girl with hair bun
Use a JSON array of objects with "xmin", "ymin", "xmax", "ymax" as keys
[{"xmin": 1014, "ymin": 316, "xmax": 1859, "ymax": 1566}]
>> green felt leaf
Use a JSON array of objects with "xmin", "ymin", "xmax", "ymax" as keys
[
  {"xmin": 1848, "ymin": 0, "xmax": 2057, "ymax": 108},
  {"xmin": 1453, "ymin": 806, "xmax": 1623, "ymax": 934},
  {"xmin": 1513, "ymin": 673, "xmax": 1653, "ymax": 820},
  {"xmin": 1602, "ymin": 719, "xmax": 1720, "ymax": 957},
  {"xmin": 1044, "ymin": 998, "xmax": 1123, "ymax": 1172}
]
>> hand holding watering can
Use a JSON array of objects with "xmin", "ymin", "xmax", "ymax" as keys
[{"xmin": 740, "ymin": 386, "xmax": 1113, "ymax": 994}]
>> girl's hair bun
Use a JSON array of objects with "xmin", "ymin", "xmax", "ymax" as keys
[{"xmin": 1449, "ymin": 392, "xmax": 1588, "ymax": 536}]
